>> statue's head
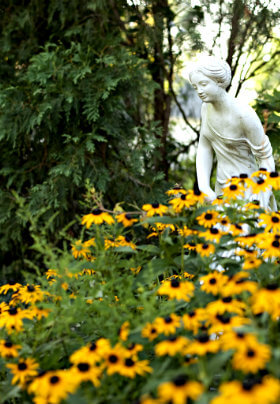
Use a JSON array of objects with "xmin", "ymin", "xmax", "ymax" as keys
[{"xmin": 189, "ymin": 56, "xmax": 231, "ymax": 89}]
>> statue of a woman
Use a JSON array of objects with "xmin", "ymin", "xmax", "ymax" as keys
[{"xmin": 189, "ymin": 57, "xmax": 276, "ymax": 210}]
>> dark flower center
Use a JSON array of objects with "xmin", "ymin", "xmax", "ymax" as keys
[
  {"xmin": 171, "ymin": 279, "xmax": 180, "ymax": 288},
  {"xmin": 247, "ymin": 349, "xmax": 256, "ymax": 357},
  {"xmin": 108, "ymin": 354, "xmax": 118, "ymax": 363},
  {"xmin": 197, "ymin": 334, "xmax": 209, "ymax": 343},
  {"xmin": 205, "ymin": 213, "xmax": 213, "ymax": 220},
  {"xmin": 27, "ymin": 285, "xmax": 35, "ymax": 292},
  {"xmin": 173, "ymin": 374, "xmax": 188, "ymax": 386},
  {"xmin": 8, "ymin": 281, "xmax": 16, "ymax": 285},
  {"xmin": 266, "ymin": 283, "xmax": 278, "ymax": 291},
  {"xmin": 272, "ymin": 240, "xmax": 280, "ymax": 248},
  {"xmin": 151, "ymin": 328, "xmax": 156, "ymax": 334},
  {"xmin": 4, "ymin": 341, "xmax": 13, "ymax": 348},
  {"xmin": 202, "ymin": 244, "xmax": 209, "ymax": 249},
  {"xmin": 125, "ymin": 214, "xmax": 132, "ymax": 220},
  {"xmin": 128, "ymin": 343, "xmax": 135, "ymax": 350},
  {"xmin": 236, "ymin": 278, "xmax": 246, "ymax": 284},
  {"xmin": 234, "ymin": 224, "xmax": 242, "ymax": 230},
  {"xmin": 229, "ymin": 184, "xmax": 237, "ymax": 191},
  {"xmin": 50, "ymin": 376, "xmax": 60, "ymax": 384},
  {"xmin": 90, "ymin": 342, "xmax": 97, "ymax": 351},
  {"xmin": 242, "ymin": 379, "xmax": 256, "ymax": 391},
  {"xmin": 92, "ymin": 209, "xmax": 102, "ymax": 215},
  {"xmin": 164, "ymin": 316, "xmax": 172, "ymax": 324},
  {"xmin": 240, "ymin": 173, "xmax": 248, "ymax": 178},
  {"xmin": 194, "ymin": 189, "xmax": 201, "ymax": 196},
  {"xmin": 222, "ymin": 297, "xmax": 232, "ymax": 303},
  {"xmin": 125, "ymin": 358, "xmax": 134, "ymax": 367},
  {"xmin": 209, "ymin": 278, "xmax": 217, "ymax": 285},
  {"xmin": 18, "ymin": 362, "xmax": 27, "ymax": 371},
  {"xmin": 152, "ymin": 203, "xmax": 159, "ymax": 209},
  {"xmin": 270, "ymin": 171, "xmax": 278, "ymax": 178},
  {"xmin": 272, "ymin": 216, "xmax": 280, "ymax": 223},
  {"xmin": 168, "ymin": 336, "xmax": 177, "ymax": 342},
  {"xmin": 210, "ymin": 228, "xmax": 218, "ymax": 234},
  {"xmin": 189, "ymin": 242, "xmax": 196, "ymax": 247},
  {"xmin": 188, "ymin": 311, "xmax": 195, "ymax": 318},
  {"xmin": 78, "ymin": 363, "xmax": 90, "ymax": 372},
  {"xmin": 125, "ymin": 235, "xmax": 132, "ymax": 242},
  {"xmin": 181, "ymin": 195, "xmax": 187, "ymax": 201},
  {"xmin": 257, "ymin": 179, "xmax": 265, "ymax": 185},
  {"xmin": 221, "ymin": 219, "xmax": 228, "ymax": 225},
  {"xmin": 236, "ymin": 332, "xmax": 245, "ymax": 339},
  {"xmin": 216, "ymin": 314, "xmax": 230, "ymax": 324},
  {"xmin": 259, "ymin": 167, "xmax": 267, "ymax": 171},
  {"xmin": 8, "ymin": 308, "xmax": 18, "ymax": 315}
]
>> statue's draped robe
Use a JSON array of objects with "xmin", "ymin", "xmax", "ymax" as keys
[{"xmin": 205, "ymin": 110, "xmax": 277, "ymax": 210}]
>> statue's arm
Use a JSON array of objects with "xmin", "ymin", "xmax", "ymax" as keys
[
  {"xmin": 196, "ymin": 132, "xmax": 216, "ymax": 201},
  {"xmin": 242, "ymin": 107, "xmax": 275, "ymax": 171}
]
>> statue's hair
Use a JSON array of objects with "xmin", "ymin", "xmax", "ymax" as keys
[{"xmin": 189, "ymin": 57, "xmax": 232, "ymax": 89}]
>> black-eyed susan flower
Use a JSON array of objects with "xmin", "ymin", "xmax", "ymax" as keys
[
  {"xmin": 244, "ymin": 199, "xmax": 261, "ymax": 210},
  {"xmin": 15, "ymin": 284, "xmax": 46, "ymax": 305},
  {"xmin": 223, "ymin": 183, "xmax": 245, "ymax": 199},
  {"xmin": 229, "ymin": 223, "xmax": 245, "ymax": 236},
  {"xmin": 71, "ymin": 240, "xmax": 92, "ymax": 260},
  {"xmin": 104, "ymin": 344, "xmax": 127, "ymax": 375},
  {"xmin": 118, "ymin": 358, "xmax": 152, "ymax": 378},
  {"xmin": 157, "ymin": 279, "xmax": 195, "ymax": 302},
  {"xmin": 199, "ymin": 227, "xmax": 224, "ymax": 243},
  {"xmin": 232, "ymin": 342, "xmax": 271, "ymax": 373},
  {"xmin": 28, "ymin": 370, "xmax": 77, "ymax": 404},
  {"xmin": 81, "ymin": 209, "xmax": 115, "ymax": 227},
  {"xmin": 158, "ymin": 375, "xmax": 204, "ymax": 404},
  {"xmin": 185, "ymin": 334, "xmax": 220, "ymax": 356},
  {"xmin": 118, "ymin": 321, "xmax": 130, "ymax": 341},
  {"xmin": 221, "ymin": 272, "xmax": 258, "ymax": 296},
  {"xmin": 267, "ymin": 171, "xmax": 280, "ymax": 190},
  {"xmin": 220, "ymin": 330, "xmax": 258, "ymax": 352},
  {"xmin": 259, "ymin": 212, "xmax": 280, "ymax": 232},
  {"xmin": 257, "ymin": 234, "xmax": 280, "ymax": 259},
  {"xmin": 69, "ymin": 361, "xmax": 102, "ymax": 387},
  {"xmin": 130, "ymin": 266, "xmax": 142, "ymax": 275},
  {"xmin": 237, "ymin": 248, "xmax": 258, "ymax": 259},
  {"xmin": 0, "ymin": 340, "xmax": 21, "ymax": 358},
  {"xmin": 206, "ymin": 297, "xmax": 246, "ymax": 316},
  {"xmin": 0, "ymin": 281, "xmax": 21, "ymax": 294},
  {"xmin": 251, "ymin": 177, "xmax": 270, "ymax": 194},
  {"xmin": 207, "ymin": 313, "xmax": 250, "ymax": 334},
  {"xmin": 142, "ymin": 203, "xmax": 168, "ymax": 217},
  {"xmin": 166, "ymin": 186, "xmax": 187, "ymax": 196},
  {"xmin": 154, "ymin": 314, "xmax": 181, "ymax": 336},
  {"xmin": 169, "ymin": 194, "xmax": 194, "ymax": 213},
  {"xmin": 7, "ymin": 357, "xmax": 39, "ymax": 386},
  {"xmin": 0, "ymin": 306, "xmax": 33, "ymax": 333},
  {"xmin": 242, "ymin": 257, "xmax": 262, "ymax": 270},
  {"xmin": 183, "ymin": 241, "xmax": 197, "ymax": 251},
  {"xmin": 250, "ymin": 284, "xmax": 280, "ymax": 320},
  {"xmin": 182, "ymin": 309, "xmax": 207, "ymax": 334},
  {"xmin": 125, "ymin": 343, "xmax": 143, "ymax": 358},
  {"xmin": 196, "ymin": 210, "xmax": 219, "ymax": 228},
  {"xmin": 141, "ymin": 322, "xmax": 159, "ymax": 341},
  {"xmin": 155, "ymin": 336, "xmax": 189, "ymax": 356},
  {"xmin": 114, "ymin": 235, "xmax": 136, "ymax": 250},
  {"xmin": 189, "ymin": 188, "xmax": 207, "ymax": 204},
  {"xmin": 211, "ymin": 377, "xmax": 280, "ymax": 404},
  {"xmin": 70, "ymin": 338, "xmax": 111, "ymax": 365},
  {"xmin": 196, "ymin": 243, "xmax": 215, "ymax": 257},
  {"xmin": 177, "ymin": 226, "xmax": 197, "ymax": 237},
  {"xmin": 116, "ymin": 213, "xmax": 138, "ymax": 227},
  {"xmin": 200, "ymin": 272, "xmax": 229, "ymax": 295}
]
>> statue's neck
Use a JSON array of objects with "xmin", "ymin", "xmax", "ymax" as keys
[{"xmin": 210, "ymin": 92, "xmax": 232, "ymax": 112}]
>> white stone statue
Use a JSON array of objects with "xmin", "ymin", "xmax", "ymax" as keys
[{"xmin": 189, "ymin": 56, "xmax": 276, "ymax": 210}]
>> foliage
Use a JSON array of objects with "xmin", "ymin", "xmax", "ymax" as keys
[{"xmin": 0, "ymin": 172, "xmax": 280, "ymax": 403}]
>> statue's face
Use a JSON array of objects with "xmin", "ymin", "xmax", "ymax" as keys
[{"xmin": 190, "ymin": 71, "xmax": 222, "ymax": 103}]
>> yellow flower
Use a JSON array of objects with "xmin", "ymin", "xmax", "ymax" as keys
[
  {"xmin": 259, "ymin": 212, "xmax": 280, "ymax": 232},
  {"xmin": 118, "ymin": 321, "xmax": 130, "ymax": 341},
  {"xmin": 116, "ymin": 213, "xmax": 138, "ymax": 227},
  {"xmin": 158, "ymin": 375, "xmax": 204, "ymax": 404},
  {"xmin": 130, "ymin": 266, "xmax": 142, "ymax": 274},
  {"xmin": 114, "ymin": 235, "xmax": 136, "ymax": 249},
  {"xmin": 81, "ymin": 209, "xmax": 115, "ymax": 227},
  {"xmin": 69, "ymin": 361, "xmax": 102, "ymax": 387},
  {"xmin": 142, "ymin": 203, "xmax": 168, "ymax": 217},
  {"xmin": 182, "ymin": 309, "xmax": 207, "ymax": 334},
  {"xmin": 196, "ymin": 243, "xmax": 215, "ymax": 257},
  {"xmin": 118, "ymin": 358, "xmax": 152, "ymax": 378},
  {"xmin": 251, "ymin": 177, "xmax": 270, "ymax": 194},
  {"xmin": 15, "ymin": 284, "xmax": 46, "ymax": 305},
  {"xmin": 154, "ymin": 314, "xmax": 181, "ymax": 336},
  {"xmin": 155, "ymin": 336, "xmax": 189, "ymax": 356},
  {"xmin": 257, "ymin": 234, "xmax": 280, "ymax": 259},
  {"xmin": 207, "ymin": 313, "xmax": 250, "ymax": 334},
  {"xmin": 242, "ymin": 257, "xmax": 262, "ymax": 270},
  {"xmin": 185, "ymin": 334, "xmax": 220, "ymax": 356},
  {"xmin": 7, "ymin": 357, "xmax": 39, "ymax": 386},
  {"xmin": 0, "ymin": 306, "xmax": 33, "ymax": 333},
  {"xmin": 166, "ymin": 186, "xmax": 187, "ymax": 196},
  {"xmin": 157, "ymin": 279, "xmax": 195, "ymax": 302},
  {"xmin": 206, "ymin": 296, "xmax": 246, "ymax": 316},
  {"xmin": 71, "ymin": 240, "xmax": 91, "ymax": 259},
  {"xmin": 220, "ymin": 330, "xmax": 258, "ymax": 351},
  {"xmin": 266, "ymin": 170, "xmax": 280, "ymax": 190},
  {"xmin": 223, "ymin": 182, "xmax": 245, "ymax": 199},
  {"xmin": 232, "ymin": 342, "xmax": 271, "ymax": 373},
  {"xmin": 141, "ymin": 322, "xmax": 159, "ymax": 341},
  {"xmin": 250, "ymin": 284, "xmax": 280, "ymax": 319},
  {"xmin": 169, "ymin": 194, "xmax": 194, "ymax": 212},
  {"xmin": 70, "ymin": 338, "xmax": 111, "ymax": 365},
  {"xmin": 0, "ymin": 282, "xmax": 21, "ymax": 294},
  {"xmin": 177, "ymin": 226, "xmax": 197, "ymax": 237},
  {"xmin": 103, "ymin": 344, "xmax": 127, "ymax": 375},
  {"xmin": 28, "ymin": 370, "xmax": 77, "ymax": 404},
  {"xmin": 199, "ymin": 227, "xmax": 224, "ymax": 243},
  {"xmin": 221, "ymin": 272, "xmax": 258, "ymax": 296},
  {"xmin": 0, "ymin": 340, "xmax": 21, "ymax": 358},
  {"xmin": 196, "ymin": 210, "xmax": 219, "ymax": 228},
  {"xmin": 200, "ymin": 272, "xmax": 229, "ymax": 295}
]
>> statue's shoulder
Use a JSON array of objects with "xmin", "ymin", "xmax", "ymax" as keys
[{"xmin": 233, "ymin": 99, "xmax": 260, "ymax": 125}]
